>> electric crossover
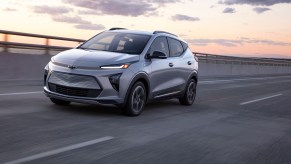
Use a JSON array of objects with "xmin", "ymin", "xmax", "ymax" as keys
[{"xmin": 44, "ymin": 28, "xmax": 198, "ymax": 116}]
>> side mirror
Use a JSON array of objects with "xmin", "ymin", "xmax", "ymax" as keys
[{"xmin": 148, "ymin": 51, "xmax": 167, "ymax": 59}]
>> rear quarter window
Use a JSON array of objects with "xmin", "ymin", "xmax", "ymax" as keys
[
  {"xmin": 181, "ymin": 42, "xmax": 188, "ymax": 51},
  {"xmin": 167, "ymin": 37, "xmax": 184, "ymax": 57}
]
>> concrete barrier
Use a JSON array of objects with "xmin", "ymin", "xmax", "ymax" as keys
[
  {"xmin": 0, "ymin": 52, "xmax": 51, "ymax": 80},
  {"xmin": 199, "ymin": 62, "xmax": 291, "ymax": 77},
  {"xmin": 1, "ymin": 52, "xmax": 291, "ymax": 80}
]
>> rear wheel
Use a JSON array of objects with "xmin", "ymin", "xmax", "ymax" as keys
[
  {"xmin": 179, "ymin": 79, "xmax": 197, "ymax": 105},
  {"xmin": 50, "ymin": 98, "xmax": 71, "ymax": 105},
  {"xmin": 122, "ymin": 82, "xmax": 146, "ymax": 116}
]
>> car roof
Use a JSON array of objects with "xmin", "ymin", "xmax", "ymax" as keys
[
  {"xmin": 106, "ymin": 30, "xmax": 154, "ymax": 36},
  {"xmin": 105, "ymin": 29, "xmax": 187, "ymax": 44}
]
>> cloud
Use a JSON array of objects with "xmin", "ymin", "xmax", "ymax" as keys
[
  {"xmin": 187, "ymin": 39, "xmax": 242, "ymax": 47},
  {"xmin": 179, "ymin": 34, "xmax": 187, "ymax": 37},
  {"xmin": 147, "ymin": 0, "xmax": 181, "ymax": 6},
  {"xmin": 52, "ymin": 15, "xmax": 90, "ymax": 24},
  {"xmin": 186, "ymin": 38, "xmax": 291, "ymax": 47},
  {"xmin": 149, "ymin": 0, "xmax": 178, "ymax": 4},
  {"xmin": 240, "ymin": 37, "xmax": 250, "ymax": 40},
  {"xmin": 249, "ymin": 39, "xmax": 290, "ymax": 46},
  {"xmin": 51, "ymin": 15, "xmax": 105, "ymax": 31},
  {"xmin": 3, "ymin": 8, "xmax": 16, "ymax": 12},
  {"xmin": 78, "ymin": 9, "xmax": 101, "ymax": 15},
  {"xmin": 253, "ymin": 7, "xmax": 271, "ymax": 14},
  {"xmin": 172, "ymin": 14, "xmax": 200, "ymax": 21},
  {"xmin": 33, "ymin": 5, "xmax": 72, "ymax": 14},
  {"xmin": 63, "ymin": 0, "xmax": 155, "ymax": 16},
  {"xmin": 223, "ymin": 7, "xmax": 236, "ymax": 13},
  {"xmin": 219, "ymin": 0, "xmax": 291, "ymax": 6},
  {"xmin": 75, "ymin": 24, "xmax": 105, "ymax": 30},
  {"xmin": 31, "ymin": 6, "xmax": 105, "ymax": 31},
  {"xmin": 63, "ymin": 0, "xmax": 183, "ymax": 16}
]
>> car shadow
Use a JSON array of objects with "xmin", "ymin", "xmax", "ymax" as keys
[
  {"xmin": 49, "ymin": 103, "xmax": 122, "ymax": 117},
  {"xmin": 47, "ymin": 99, "xmax": 185, "ymax": 117}
]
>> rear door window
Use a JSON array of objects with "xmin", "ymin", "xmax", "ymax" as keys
[{"xmin": 148, "ymin": 36, "xmax": 169, "ymax": 57}]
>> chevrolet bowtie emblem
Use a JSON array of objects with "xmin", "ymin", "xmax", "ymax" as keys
[{"xmin": 67, "ymin": 65, "xmax": 77, "ymax": 69}]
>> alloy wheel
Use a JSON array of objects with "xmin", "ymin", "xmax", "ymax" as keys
[
  {"xmin": 131, "ymin": 86, "xmax": 145, "ymax": 113},
  {"xmin": 187, "ymin": 81, "xmax": 196, "ymax": 103}
]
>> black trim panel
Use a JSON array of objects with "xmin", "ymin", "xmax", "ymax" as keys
[{"xmin": 123, "ymin": 72, "xmax": 150, "ymax": 105}]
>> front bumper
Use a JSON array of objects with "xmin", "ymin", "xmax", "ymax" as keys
[
  {"xmin": 43, "ymin": 61, "xmax": 134, "ymax": 105},
  {"xmin": 44, "ymin": 86, "xmax": 122, "ymax": 105}
]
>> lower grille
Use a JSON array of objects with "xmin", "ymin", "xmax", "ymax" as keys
[{"xmin": 48, "ymin": 83, "xmax": 101, "ymax": 98}]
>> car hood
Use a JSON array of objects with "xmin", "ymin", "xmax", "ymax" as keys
[{"xmin": 52, "ymin": 49, "xmax": 140, "ymax": 68}]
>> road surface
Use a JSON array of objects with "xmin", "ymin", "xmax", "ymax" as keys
[{"xmin": 0, "ymin": 75, "xmax": 291, "ymax": 164}]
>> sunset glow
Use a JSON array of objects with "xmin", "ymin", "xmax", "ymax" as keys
[{"xmin": 1, "ymin": 0, "xmax": 291, "ymax": 58}]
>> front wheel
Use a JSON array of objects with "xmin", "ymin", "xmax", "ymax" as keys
[
  {"xmin": 122, "ymin": 82, "xmax": 147, "ymax": 116},
  {"xmin": 50, "ymin": 98, "xmax": 71, "ymax": 106},
  {"xmin": 179, "ymin": 79, "xmax": 197, "ymax": 106}
]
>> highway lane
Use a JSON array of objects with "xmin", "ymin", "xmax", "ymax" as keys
[{"xmin": 0, "ymin": 75, "xmax": 291, "ymax": 163}]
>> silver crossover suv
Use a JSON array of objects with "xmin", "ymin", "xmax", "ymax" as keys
[{"xmin": 44, "ymin": 28, "xmax": 198, "ymax": 116}]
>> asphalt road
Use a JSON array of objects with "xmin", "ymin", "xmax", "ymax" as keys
[{"xmin": 1, "ymin": 75, "xmax": 291, "ymax": 164}]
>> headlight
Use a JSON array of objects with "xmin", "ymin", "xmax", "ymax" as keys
[
  {"xmin": 100, "ymin": 64, "xmax": 130, "ymax": 69},
  {"xmin": 51, "ymin": 57, "xmax": 55, "ymax": 62}
]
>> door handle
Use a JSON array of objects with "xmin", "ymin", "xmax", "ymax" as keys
[
  {"xmin": 187, "ymin": 61, "xmax": 192, "ymax": 65},
  {"xmin": 169, "ymin": 63, "xmax": 174, "ymax": 67}
]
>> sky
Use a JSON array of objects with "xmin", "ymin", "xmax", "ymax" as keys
[{"xmin": 0, "ymin": 0, "xmax": 291, "ymax": 58}]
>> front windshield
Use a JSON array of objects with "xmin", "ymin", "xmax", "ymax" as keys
[{"xmin": 79, "ymin": 32, "xmax": 151, "ymax": 55}]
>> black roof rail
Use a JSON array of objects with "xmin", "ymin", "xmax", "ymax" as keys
[
  {"xmin": 153, "ymin": 31, "xmax": 177, "ymax": 37},
  {"xmin": 109, "ymin": 27, "xmax": 127, "ymax": 31}
]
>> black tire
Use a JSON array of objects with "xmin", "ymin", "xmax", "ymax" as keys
[
  {"xmin": 122, "ymin": 81, "xmax": 147, "ymax": 116},
  {"xmin": 50, "ymin": 98, "xmax": 71, "ymax": 106},
  {"xmin": 179, "ymin": 79, "xmax": 197, "ymax": 106}
]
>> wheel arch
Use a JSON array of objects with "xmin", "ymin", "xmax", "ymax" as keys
[
  {"xmin": 123, "ymin": 72, "xmax": 150, "ymax": 105},
  {"xmin": 180, "ymin": 71, "xmax": 198, "ymax": 96},
  {"xmin": 189, "ymin": 70, "xmax": 198, "ymax": 83}
]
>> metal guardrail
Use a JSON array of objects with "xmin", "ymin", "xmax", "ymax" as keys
[
  {"xmin": 0, "ymin": 30, "xmax": 85, "ymax": 53},
  {"xmin": 194, "ymin": 52, "xmax": 291, "ymax": 67},
  {"xmin": 1, "ymin": 30, "xmax": 291, "ymax": 67}
]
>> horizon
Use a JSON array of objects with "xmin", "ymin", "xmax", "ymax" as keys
[{"xmin": 1, "ymin": 0, "xmax": 291, "ymax": 58}]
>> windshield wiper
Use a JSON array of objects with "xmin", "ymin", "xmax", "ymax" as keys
[
  {"xmin": 78, "ymin": 47, "xmax": 98, "ymax": 51},
  {"xmin": 78, "ymin": 47, "xmax": 88, "ymax": 50}
]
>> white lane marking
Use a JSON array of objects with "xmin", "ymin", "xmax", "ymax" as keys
[
  {"xmin": 199, "ymin": 76, "xmax": 291, "ymax": 84},
  {"xmin": 0, "ymin": 91, "xmax": 43, "ymax": 96},
  {"xmin": 5, "ymin": 136, "xmax": 114, "ymax": 164},
  {"xmin": 240, "ymin": 94, "xmax": 283, "ymax": 105}
]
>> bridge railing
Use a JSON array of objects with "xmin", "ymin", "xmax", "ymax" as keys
[
  {"xmin": 194, "ymin": 52, "xmax": 291, "ymax": 67},
  {"xmin": 1, "ymin": 30, "xmax": 291, "ymax": 67},
  {"xmin": 0, "ymin": 30, "xmax": 86, "ymax": 54}
]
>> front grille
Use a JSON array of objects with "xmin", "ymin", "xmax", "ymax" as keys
[
  {"xmin": 47, "ymin": 72, "xmax": 102, "ymax": 98},
  {"xmin": 48, "ymin": 83, "xmax": 101, "ymax": 98},
  {"xmin": 48, "ymin": 71, "xmax": 100, "ymax": 89}
]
